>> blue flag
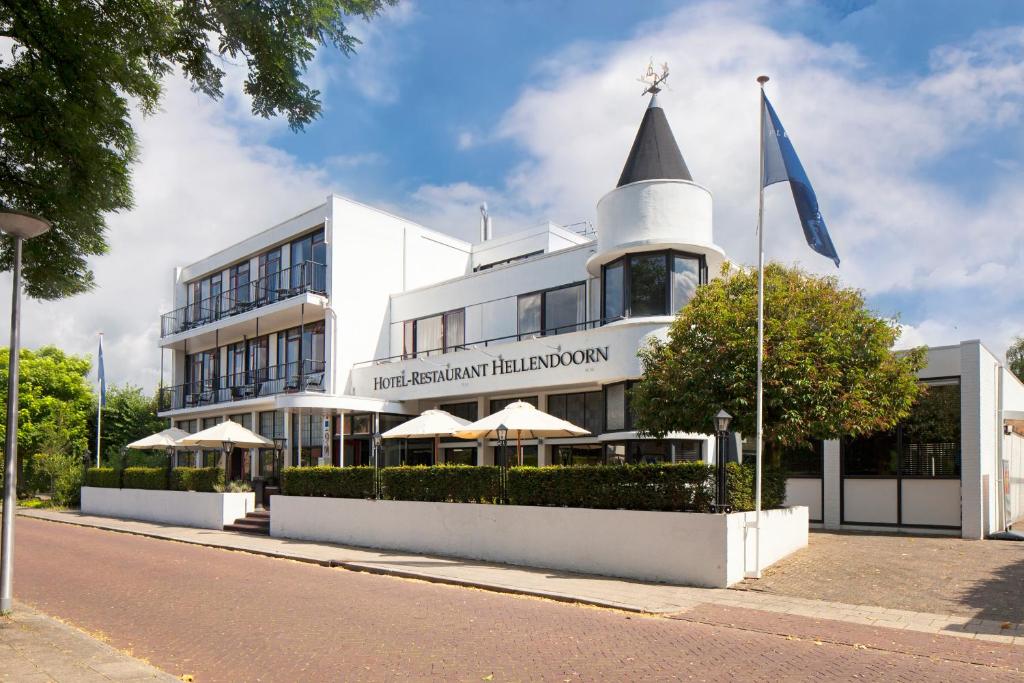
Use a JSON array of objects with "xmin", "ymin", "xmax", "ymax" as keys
[
  {"xmin": 761, "ymin": 93, "xmax": 840, "ymax": 267},
  {"xmin": 97, "ymin": 335, "xmax": 106, "ymax": 408}
]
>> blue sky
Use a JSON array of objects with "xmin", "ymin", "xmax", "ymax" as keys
[{"xmin": 5, "ymin": 0, "xmax": 1024, "ymax": 389}]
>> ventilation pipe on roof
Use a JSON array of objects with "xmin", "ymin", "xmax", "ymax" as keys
[{"xmin": 479, "ymin": 203, "xmax": 493, "ymax": 242}]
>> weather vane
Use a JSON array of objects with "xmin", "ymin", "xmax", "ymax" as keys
[{"xmin": 638, "ymin": 59, "xmax": 670, "ymax": 95}]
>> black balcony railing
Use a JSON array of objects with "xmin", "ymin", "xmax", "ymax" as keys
[
  {"xmin": 161, "ymin": 260, "xmax": 327, "ymax": 337},
  {"xmin": 159, "ymin": 360, "xmax": 326, "ymax": 411}
]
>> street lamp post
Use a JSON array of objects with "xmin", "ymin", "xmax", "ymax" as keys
[
  {"xmin": 372, "ymin": 431, "xmax": 383, "ymax": 499},
  {"xmin": 273, "ymin": 437, "xmax": 286, "ymax": 481},
  {"xmin": 712, "ymin": 409, "xmax": 733, "ymax": 514},
  {"xmin": 496, "ymin": 424, "xmax": 508, "ymax": 503},
  {"xmin": 0, "ymin": 211, "xmax": 51, "ymax": 614},
  {"xmin": 221, "ymin": 440, "xmax": 234, "ymax": 486}
]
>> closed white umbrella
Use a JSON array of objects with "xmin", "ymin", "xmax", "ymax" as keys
[
  {"xmin": 126, "ymin": 428, "xmax": 190, "ymax": 450},
  {"xmin": 453, "ymin": 401, "xmax": 590, "ymax": 466},
  {"xmin": 382, "ymin": 409, "xmax": 472, "ymax": 465}
]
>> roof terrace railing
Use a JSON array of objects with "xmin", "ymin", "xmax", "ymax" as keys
[
  {"xmin": 160, "ymin": 260, "xmax": 326, "ymax": 337},
  {"xmin": 352, "ymin": 317, "xmax": 623, "ymax": 368},
  {"xmin": 158, "ymin": 359, "xmax": 326, "ymax": 412}
]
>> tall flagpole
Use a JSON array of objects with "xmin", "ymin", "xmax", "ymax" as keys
[
  {"xmin": 95, "ymin": 332, "xmax": 103, "ymax": 468},
  {"xmin": 752, "ymin": 74, "xmax": 770, "ymax": 580}
]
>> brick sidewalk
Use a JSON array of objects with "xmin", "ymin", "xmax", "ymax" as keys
[
  {"xmin": 20, "ymin": 508, "xmax": 1024, "ymax": 648},
  {"xmin": 0, "ymin": 602, "xmax": 175, "ymax": 682},
  {"xmin": 13, "ymin": 517, "xmax": 1023, "ymax": 682}
]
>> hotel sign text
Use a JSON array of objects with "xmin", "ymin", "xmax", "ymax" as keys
[{"xmin": 372, "ymin": 346, "xmax": 610, "ymax": 392}]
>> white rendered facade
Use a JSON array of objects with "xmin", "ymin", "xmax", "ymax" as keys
[{"xmin": 157, "ymin": 98, "xmax": 1024, "ymax": 539}]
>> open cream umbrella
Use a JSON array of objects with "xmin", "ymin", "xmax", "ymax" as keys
[
  {"xmin": 453, "ymin": 401, "xmax": 590, "ymax": 466},
  {"xmin": 381, "ymin": 409, "xmax": 471, "ymax": 465},
  {"xmin": 127, "ymin": 427, "xmax": 191, "ymax": 469},
  {"xmin": 177, "ymin": 420, "xmax": 274, "ymax": 479}
]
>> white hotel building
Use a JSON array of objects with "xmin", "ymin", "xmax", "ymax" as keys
[{"xmin": 157, "ymin": 96, "xmax": 1024, "ymax": 540}]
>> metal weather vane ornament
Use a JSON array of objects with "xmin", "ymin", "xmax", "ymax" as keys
[{"xmin": 638, "ymin": 59, "xmax": 670, "ymax": 95}]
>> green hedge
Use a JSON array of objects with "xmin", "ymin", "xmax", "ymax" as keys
[
  {"xmin": 121, "ymin": 467, "xmax": 167, "ymax": 490},
  {"xmin": 84, "ymin": 467, "xmax": 120, "ymax": 489},
  {"xmin": 381, "ymin": 466, "xmax": 500, "ymax": 503},
  {"xmin": 282, "ymin": 466, "xmax": 375, "ymax": 498},
  {"xmin": 507, "ymin": 463, "xmax": 716, "ymax": 511},
  {"xmin": 171, "ymin": 467, "xmax": 224, "ymax": 493},
  {"xmin": 725, "ymin": 463, "xmax": 786, "ymax": 511}
]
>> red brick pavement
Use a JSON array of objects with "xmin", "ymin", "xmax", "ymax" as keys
[{"xmin": 11, "ymin": 517, "xmax": 1022, "ymax": 682}]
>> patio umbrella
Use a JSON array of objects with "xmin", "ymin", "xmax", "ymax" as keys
[
  {"xmin": 127, "ymin": 427, "xmax": 190, "ymax": 468},
  {"xmin": 177, "ymin": 420, "xmax": 274, "ymax": 480},
  {"xmin": 453, "ymin": 401, "xmax": 590, "ymax": 465},
  {"xmin": 381, "ymin": 409, "xmax": 472, "ymax": 465}
]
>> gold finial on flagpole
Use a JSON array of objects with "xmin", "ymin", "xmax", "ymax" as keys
[{"xmin": 757, "ymin": 75, "xmax": 770, "ymax": 87}]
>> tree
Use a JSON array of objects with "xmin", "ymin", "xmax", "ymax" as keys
[
  {"xmin": 1008, "ymin": 336, "xmax": 1024, "ymax": 382},
  {"xmin": 631, "ymin": 263, "xmax": 927, "ymax": 454},
  {"xmin": 87, "ymin": 384, "xmax": 166, "ymax": 467},
  {"xmin": 0, "ymin": 0, "xmax": 395, "ymax": 299}
]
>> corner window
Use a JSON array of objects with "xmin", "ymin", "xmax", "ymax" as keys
[
  {"xmin": 602, "ymin": 250, "xmax": 706, "ymax": 321},
  {"xmin": 403, "ymin": 309, "xmax": 466, "ymax": 358}
]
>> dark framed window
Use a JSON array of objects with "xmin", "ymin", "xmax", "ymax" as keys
[
  {"xmin": 780, "ymin": 442, "xmax": 824, "ymax": 476},
  {"xmin": 603, "ymin": 381, "xmax": 636, "ymax": 432},
  {"xmin": 228, "ymin": 413, "xmax": 252, "ymax": 430},
  {"xmin": 842, "ymin": 379, "xmax": 961, "ymax": 478},
  {"xmin": 402, "ymin": 309, "xmax": 466, "ymax": 358},
  {"xmin": 258, "ymin": 248, "xmax": 282, "ymax": 301},
  {"xmin": 230, "ymin": 261, "xmax": 251, "ymax": 306},
  {"xmin": 547, "ymin": 391, "xmax": 602, "ymax": 434},
  {"xmin": 517, "ymin": 282, "xmax": 586, "ymax": 339},
  {"xmin": 289, "ymin": 228, "xmax": 326, "ymax": 289},
  {"xmin": 445, "ymin": 447, "xmax": 477, "ymax": 466},
  {"xmin": 604, "ymin": 439, "xmax": 701, "ymax": 465},
  {"xmin": 439, "ymin": 402, "xmax": 479, "ymax": 422},
  {"xmin": 490, "ymin": 396, "xmax": 538, "ymax": 414},
  {"xmin": 601, "ymin": 250, "xmax": 706, "ymax": 321},
  {"xmin": 552, "ymin": 444, "xmax": 605, "ymax": 466}
]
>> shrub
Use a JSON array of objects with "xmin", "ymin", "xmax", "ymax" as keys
[
  {"xmin": 26, "ymin": 452, "xmax": 84, "ymax": 506},
  {"xmin": 84, "ymin": 467, "xmax": 120, "ymax": 488},
  {"xmin": 507, "ymin": 463, "xmax": 715, "ymax": 511},
  {"xmin": 381, "ymin": 466, "xmax": 500, "ymax": 503},
  {"xmin": 214, "ymin": 480, "xmax": 253, "ymax": 493},
  {"xmin": 282, "ymin": 466, "xmax": 376, "ymax": 498},
  {"xmin": 171, "ymin": 467, "xmax": 224, "ymax": 493},
  {"xmin": 725, "ymin": 463, "xmax": 786, "ymax": 511},
  {"xmin": 121, "ymin": 467, "xmax": 167, "ymax": 490}
]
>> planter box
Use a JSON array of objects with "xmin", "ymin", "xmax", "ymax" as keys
[
  {"xmin": 81, "ymin": 487, "xmax": 254, "ymax": 530},
  {"xmin": 271, "ymin": 497, "xmax": 808, "ymax": 587}
]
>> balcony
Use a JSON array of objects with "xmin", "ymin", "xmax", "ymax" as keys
[
  {"xmin": 159, "ymin": 360, "xmax": 326, "ymax": 412},
  {"xmin": 161, "ymin": 261, "xmax": 326, "ymax": 338}
]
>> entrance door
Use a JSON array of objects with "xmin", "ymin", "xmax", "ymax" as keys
[{"xmin": 229, "ymin": 447, "xmax": 245, "ymax": 481}]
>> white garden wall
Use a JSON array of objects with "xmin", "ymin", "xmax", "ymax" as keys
[
  {"xmin": 81, "ymin": 487, "xmax": 254, "ymax": 530},
  {"xmin": 270, "ymin": 497, "xmax": 808, "ymax": 588}
]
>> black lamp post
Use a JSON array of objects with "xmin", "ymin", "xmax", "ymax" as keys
[
  {"xmin": 496, "ymin": 424, "xmax": 509, "ymax": 503},
  {"xmin": 372, "ymin": 431, "xmax": 383, "ymax": 499},
  {"xmin": 273, "ymin": 437, "xmax": 286, "ymax": 480},
  {"xmin": 221, "ymin": 440, "xmax": 234, "ymax": 485},
  {"xmin": 713, "ymin": 409, "xmax": 732, "ymax": 513}
]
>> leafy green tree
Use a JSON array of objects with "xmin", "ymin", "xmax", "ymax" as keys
[
  {"xmin": 1008, "ymin": 336, "xmax": 1024, "ymax": 382},
  {"xmin": 88, "ymin": 384, "xmax": 166, "ymax": 467},
  {"xmin": 631, "ymin": 263, "xmax": 927, "ymax": 455},
  {"xmin": 0, "ymin": 347, "xmax": 95, "ymax": 475},
  {"xmin": 0, "ymin": 0, "xmax": 394, "ymax": 299}
]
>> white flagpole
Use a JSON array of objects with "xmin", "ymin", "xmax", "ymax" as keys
[
  {"xmin": 751, "ymin": 75, "xmax": 770, "ymax": 580},
  {"xmin": 95, "ymin": 332, "xmax": 103, "ymax": 468}
]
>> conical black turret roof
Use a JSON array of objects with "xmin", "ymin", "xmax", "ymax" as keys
[{"xmin": 616, "ymin": 94, "xmax": 692, "ymax": 187}]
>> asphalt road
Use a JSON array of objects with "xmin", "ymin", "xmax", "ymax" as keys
[{"xmin": 10, "ymin": 517, "xmax": 1021, "ymax": 682}]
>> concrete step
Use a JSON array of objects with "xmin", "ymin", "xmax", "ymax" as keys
[{"xmin": 225, "ymin": 511, "xmax": 271, "ymax": 535}]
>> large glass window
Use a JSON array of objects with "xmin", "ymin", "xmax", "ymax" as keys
[
  {"xmin": 440, "ymin": 402, "xmax": 478, "ymax": 422},
  {"xmin": 780, "ymin": 442, "xmax": 824, "ymax": 476},
  {"xmin": 842, "ymin": 380, "xmax": 961, "ymax": 478},
  {"xmin": 602, "ymin": 251, "xmax": 706, "ymax": 321},
  {"xmin": 604, "ymin": 440, "xmax": 701, "ymax": 465},
  {"xmin": 444, "ymin": 309, "xmax": 465, "ymax": 351},
  {"xmin": 230, "ymin": 261, "xmax": 250, "ymax": 307},
  {"xmin": 403, "ymin": 310, "xmax": 466, "ymax": 358},
  {"xmin": 290, "ymin": 228, "xmax": 325, "ymax": 289},
  {"xmin": 445, "ymin": 447, "xmax": 477, "ymax": 466},
  {"xmin": 602, "ymin": 260, "xmax": 624, "ymax": 321},
  {"xmin": 604, "ymin": 382, "xmax": 627, "ymax": 432},
  {"xmin": 629, "ymin": 253, "xmax": 668, "ymax": 316},
  {"xmin": 490, "ymin": 396, "xmax": 538, "ymax": 413},
  {"xmin": 553, "ymin": 444, "xmax": 605, "ymax": 466},
  {"xmin": 258, "ymin": 248, "xmax": 282, "ymax": 302},
  {"xmin": 415, "ymin": 315, "xmax": 444, "ymax": 357},
  {"xmin": 547, "ymin": 391, "xmax": 602, "ymax": 434},
  {"xmin": 517, "ymin": 292, "xmax": 542, "ymax": 339}
]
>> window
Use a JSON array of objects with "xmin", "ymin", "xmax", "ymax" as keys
[
  {"xmin": 188, "ymin": 272, "xmax": 223, "ymax": 320},
  {"xmin": 517, "ymin": 293, "xmax": 542, "ymax": 339},
  {"xmin": 517, "ymin": 283, "xmax": 587, "ymax": 339},
  {"xmin": 604, "ymin": 440, "xmax": 701, "ymax": 465},
  {"xmin": 547, "ymin": 391, "xmax": 602, "ymax": 434},
  {"xmin": 553, "ymin": 444, "xmax": 605, "ymax": 466},
  {"xmin": 258, "ymin": 248, "xmax": 282, "ymax": 302},
  {"xmin": 291, "ymin": 413, "xmax": 322, "ymax": 467},
  {"xmin": 498, "ymin": 444, "xmax": 537, "ymax": 467},
  {"xmin": 230, "ymin": 261, "xmax": 251, "ymax": 306},
  {"xmin": 602, "ymin": 250, "xmax": 706, "ymax": 321},
  {"xmin": 226, "ymin": 342, "xmax": 245, "ymax": 386},
  {"xmin": 602, "ymin": 260, "xmax": 624, "ymax": 320},
  {"xmin": 290, "ymin": 228, "xmax": 326, "ymax": 289},
  {"xmin": 604, "ymin": 382, "xmax": 628, "ymax": 432},
  {"xmin": 247, "ymin": 337, "xmax": 268, "ymax": 382},
  {"xmin": 439, "ymin": 402, "xmax": 478, "ymax": 422},
  {"xmin": 403, "ymin": 309, "xmax": 466, "ymax": 358},
  {"xmin": 780, "ymin": 442, "xmax": 823, "ymax": 476},
  {"xmin": 490, "ymin": 396, "xmax": 538, "ymax": 414},
  {"xmin": 445, "ymin": 447, "xmax": 477, "ymax": 466},
  {"xmin": 228, "ymin": 413, "xmax": 252, "ymax": 430},
  {"xmin": 842, "ymin": 379, "xmax": 961, "ymax": 478}
]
